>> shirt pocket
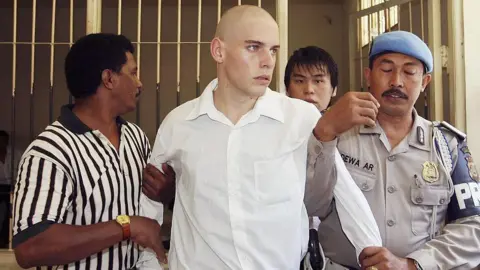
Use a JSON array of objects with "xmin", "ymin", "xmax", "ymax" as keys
[
  {"xmin": 410, "ymin": 186, "xmax": 450, "ymax": 236},
  {"xmin": 347, "ymin": 166, "xmax": 377, "ymax": 192},
  {"xmin": 254, "ymin": 153, "xmax": 298, "ymax": 206}
]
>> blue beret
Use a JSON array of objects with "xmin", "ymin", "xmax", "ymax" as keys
[{"xmin": 369, "ymin": 31, "xmax": 433, "ymax": 73}]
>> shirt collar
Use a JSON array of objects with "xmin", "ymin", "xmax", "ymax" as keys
[
  {"xmin": 359, "ymin": 109, "xmax": 431, "ymax": 151},
  {"xmin": 58, "ymin": 104, "xmax": 126, "ymax": 134},
  {"xmin": 185, "ymin": 78, "xmax": 285, "ymax": 123},
  {"xmin": 407, "ymin": 109, "xmax": 431, "ymax": 151}
]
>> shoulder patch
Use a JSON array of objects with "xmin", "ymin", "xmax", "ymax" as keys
[
  {"xmin": 433, "ymin": 121, "xmax": 467, "ymax": 141},
  {"xmin": 447, "ymin": 140, "xmax": 480, "ymax": 222}
]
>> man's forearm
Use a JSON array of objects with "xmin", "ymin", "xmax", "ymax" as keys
[
  {"xmin": 304, "ymin": 136, "xmax": 338, "ymax": 218},
  {"xmin": 14, "ymin": 221, "xmax": 123, "ymax": 268},
  {"xmin": 406, "ymin": 215, "xmax": 480, "ymax": 270}
]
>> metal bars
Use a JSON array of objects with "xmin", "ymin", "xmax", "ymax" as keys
[
  {"xmin": 49, "ymin": 0, "xmax": 57, "ymax": 123},
  {"xmin": 136, "ymin": 0, "xmax": 142, "ymax": 124},
  {"xmin": 30, "ymin": 0, "xmax": 37, "ymax": 142},
  {"xmin": 156, "ymin": 0, "xmax": 162, "ymax": 129},
  {"xmin": 196, "ymin": 0, "xmax": 202, "ymax": 98},
  {"xmin": 176, "ymin": 0, "xmax": 182, "ymax": 106}
]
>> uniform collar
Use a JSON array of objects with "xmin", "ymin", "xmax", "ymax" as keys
[
  {"xmin": 407, "ymin": 109, "xmax": 431, "ymax": 151},
  {"xmin": 185, "ymin": 78, "xmax": 285, "ymax": 123},
  {"xmin": 58, "ymin": 104, "xmax": 126, "ymax": 134},
  {"xmin": 359, "ymin": 109, "xmax": 431, "ymax": 151}
]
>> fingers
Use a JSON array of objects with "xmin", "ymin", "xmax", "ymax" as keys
[
  {"xmin": 361, "ymin": 252, "xmax": 383, "ymax": 269},
  {"xmin": 142, "ymin": 183, "xmax": 157, "ymax": 200},
  {"xmin": 359, "ymin": 246, "xmax": 383, "ymax": 262},
  {"xmin": 146, "ymin": 164, "xmax": 164, "ymax": 178},
  {"xmin": 162, "ymin": 163, "xmax": 175, "ymax": 179},
  {"xmin": 353, "ymin": 92, "xmax": 380, "ymax": 108},
  {"xmin": 356, "ymin": 99, "xmax": 379, "ymax": 115},
  {"xmin": 152, "ymin": 242, "xmax": 167, "ymax": 264},
  {"xmin": 357, "ymin": 107, "xmax": 377, "ymax": 122},
  {"xmin": 143, "ymin": 170, "xmax": 164, "ymax": 190}
]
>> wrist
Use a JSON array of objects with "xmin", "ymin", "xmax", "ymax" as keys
[{"xmin": 314, "ymin": 117, "xmax": 337, "ymax": 142}]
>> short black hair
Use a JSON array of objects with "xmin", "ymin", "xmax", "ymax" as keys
[
  {"xmin": 64, "ymin": 33, "xmax": 135, "ymax": 99},
  {"xmin": 284, "ymin": 46, "xmax": 338, "ymax": 90},
  {"xmin": 0, "ymin": 130, "xmax": 9, "ymax": 143}
]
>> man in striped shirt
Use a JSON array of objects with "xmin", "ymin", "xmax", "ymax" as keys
[{"xmin": 11, "ymin": 33, "xmax": 166, "ymax": 269}]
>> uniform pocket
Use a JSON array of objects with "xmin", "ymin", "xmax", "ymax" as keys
[
  {"xmin": 348, "ymin": 167, "xmax": 376, "ymax": 192},
  {"xmin": 410, "ymin": 186, "xmax": 450, "ymax": 236}
]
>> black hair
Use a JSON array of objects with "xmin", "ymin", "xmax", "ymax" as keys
[
  {"xmin": 64, "ymin": 33, "xmax": 135, "ymax": 99},
  {"xmin": 284, "ymin": 46, "xmax": 338, "ymax": 90},
  {"xmin": 0, "ymin": 130, "xmax": 9, "ymax": 143}
]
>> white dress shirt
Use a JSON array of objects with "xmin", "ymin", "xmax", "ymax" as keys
[{"xmin": 144, "ymin": 78, "xmax": 321, "ymax": 270}]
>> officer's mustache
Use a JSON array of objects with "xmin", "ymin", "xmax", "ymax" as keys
[{"xmin": 382, "ymin": 88, "xmax": 408, "ymax": 99}]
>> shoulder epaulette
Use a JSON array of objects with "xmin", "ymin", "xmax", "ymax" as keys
[{"xmin": 433, "ymin": 121, "xmax": 467, "ymax": 141}]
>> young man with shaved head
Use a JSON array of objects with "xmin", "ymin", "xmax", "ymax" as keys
[{"xmin": 142, "ymin": 5, "xmax": 380, "ymax": 270}]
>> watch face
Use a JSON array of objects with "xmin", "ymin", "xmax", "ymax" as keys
[{"xmin": 117, "ymin": 215, "xmax": 130, "ymax": 224}]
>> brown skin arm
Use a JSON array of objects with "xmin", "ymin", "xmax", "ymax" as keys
[
  {"xmin": 14, "ymin": 221, "xmax": 123, "ymax": 268},
  {"xmin": 142, "ymin": 163, "xmax": 176, "ymax": 205},
  {"xmin": 14, "ymin": 216, "xmax": 166, "ymax": 269}
]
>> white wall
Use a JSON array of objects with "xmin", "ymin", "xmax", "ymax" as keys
[{"xmin": 463, "ymin": 0, "xmax": 480, "ymax": 159}]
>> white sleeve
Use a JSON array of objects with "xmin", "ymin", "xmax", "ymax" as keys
[
  {"xmin": 137, "ymin": 120, "xmax": 173, "ymax": 270},
  {"xmin": 136, "ymin": 193, "xmax": 165, "ymax": 270},
  {"xmin": 333, "ymin": 150, "xmax": 383, "ymax": 263}
]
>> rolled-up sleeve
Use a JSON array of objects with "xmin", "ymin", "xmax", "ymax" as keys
[{"xmin": 304, "ymin": 135, "xmax": 338, "ymax": 219}]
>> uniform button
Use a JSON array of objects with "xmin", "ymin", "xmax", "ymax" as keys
[
  {"xmin": 387, "ymin": 220, "xmax": 395, "ymax": 227},
  {"xmin": 388, "ymin": 155, "xmax": 396, "ymax": 161},
  {"xmin": 415, "ymin": 196, "xmax": 423, "ymax": 203},
  {"xmin": 361, "ymin": 183, "xmax": 369, "ymax": 191},
  {"xmin": 439, "ymin": 198, "xmax": 446, "ymax": 204},
  {"xmin": 387, "ymin": 186, "xmax": 396, "ymax": 193}
]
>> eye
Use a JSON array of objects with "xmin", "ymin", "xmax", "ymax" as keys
[
  {"xmin": 294, "ymin": 79, "xmax": 304, "ymax": 83},
  {"xmin": 247, "ymin": 45, "xmax": 259, "ymax": 51},
  {"xmin": 404, "ymin": 70, "xmax": 416, "ymax": 76},
  {"xmin": 381, "ymin": 68, "xmax": 392, "ymax": 73},
  {"xmin": 270, "ymin": 48, "xmax": 278, "ymax": 55}
]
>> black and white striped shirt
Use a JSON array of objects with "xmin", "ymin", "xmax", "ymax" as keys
[{"xmin": 12, "ymin": 105, "xmax": 151, "ymax": 269}]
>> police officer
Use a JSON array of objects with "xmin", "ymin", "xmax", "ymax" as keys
[{"xmin": 307, "ymin": 30, "xmax": 480, "ymax": 270}]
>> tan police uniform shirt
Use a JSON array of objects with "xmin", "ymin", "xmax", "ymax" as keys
[{"xmin": 316, "ymin": 110, "xmax": 480, "ymax": 270}]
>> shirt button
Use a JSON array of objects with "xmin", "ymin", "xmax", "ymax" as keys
[
  {"xmin": 387, "ymin": 220, "xmax": 395, "ymax": 227},
  {"xmin": 387, "ymin": 186, "xmax": 396, "ymax": 193},
  {"xmin": 415, "ymin": 196, "xmax": 424, "ymax": 203},
  {"xmin": 439, "ymin": 198, "xmax": 446, "ymax": 204},
  {"xmin": 388, "ymin": 155, "xmax": 396, "ymax": 162},
  {"xmin": 361, "ymin": 183, "xmax": 369, "ymax": 191},
  {"xmin": 314, "ymin": 145, "xmax": 321, "ymax": 155}
]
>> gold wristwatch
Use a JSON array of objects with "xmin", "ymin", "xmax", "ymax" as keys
[{"xmin": 116, "ymin": 215, "xmax": 131, "ymax": 240}]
